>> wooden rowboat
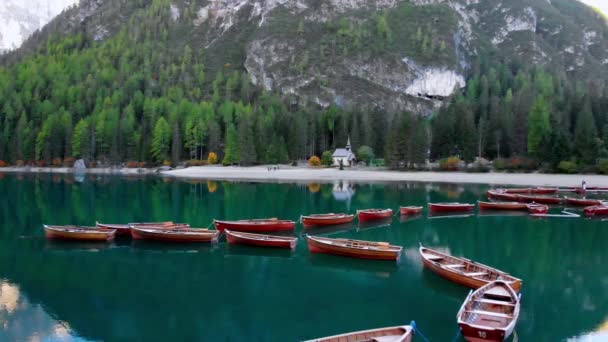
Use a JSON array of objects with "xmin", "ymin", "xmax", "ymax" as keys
[
  {"xmin": 428, "ymin": 203, "xmax": 475, "ymax": 213},
  {"xmin": 487, "ymin": 190, "xmax": 519, "ymax": 201},
  {"xmin": 357, "ymin": 209, "xmax": 393, "ymax": 222},
  {"xmin": 457, "ymin": 281, "xmax": 521, "ymax": 342},
  {"xmin": 530, "ymin": 187, "xmax": 558, "ymax": 194},
  {"xmin": 44, "ymin": 225, "xmax": 116, "ymax": 241},
  {"xmin": 399, "ymin": 206, "xmax": 423, "ymax": 215},
  {"xmin": 301, "ymin": 213, "xmax": 354, "ymax": 227},
  {"xmin": 96, "ymin": 221, "xmax": 189, "ymax": 236},
  {"xmin": 214, "ymin": 219, "xmax": 295, "ymax": 233},
  {"xmin": 225, "ymin": 229, "xmax": 297, "ymax": 249},
  {"xmin": 516, "ymin": 194, "xmax": 561, "ymax": 205},
  {"xmin": 564, "ymin": 197, "xmax": 604, "ymax": 207},
  {"xmin": 307, "ymin": 235, "xmax": 403, "ymax": 261},
  {"xmin": 304, "ymin": 325, "xmax": 413, "ymax": 342},
  {"xmin": 584, "ymin": 205, "xmax": 608, "ymax": 217},
  {"xmin": 477, "ymin": 201, "xmax": 527, "ymax": 211},
  {"xmin": 526, "ymin": 203, "xmax": 549, "ymax": 214},
  {"xmin": 419, "ymin": 245, "xmax": 521, "ymax": 291},
  {"xmin": 130, "ymin": 226, "xmax": 219, "ymax": 242}
]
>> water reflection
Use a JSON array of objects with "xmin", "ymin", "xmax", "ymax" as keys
[{"xmin": 0, "ymin": 280, "xmax": 83, "ymax": 341}]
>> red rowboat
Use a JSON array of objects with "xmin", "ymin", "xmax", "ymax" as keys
[
  {"xmin": 527, "ymin": 203, "xmax": 549, "ymax": 214},
  {"xmin": 44, "ymin": 225, "xmax": 116, "ymax": 241},
  {"xmin": 584, "ymin": 205, "xmax": 608, "ymax": 217},
  {"xmin": 214, "ymin": 219, "xmax": 295, "ymax": 232},
  {"xmin": 503, "ymin": 188, "xmax": 530, "ymax": 194},
  {"xmin": 457, "ymin": 281, "xmax": 521, "ymax": 342},
  {"xmin": 130, "ymin": 226, "xmax": 219, "ymax": 243},
  {"xmin": 477, "ymin": 201, "xmax": 527, "ymax": 211},
  {"xmin": 564, "ymin": 197, "xmax": 604, "ymax": 207},
  {"xmin": 225, "ymin": 229, "xmax": 297, "ymax": 249},
  {"xmin": 399, "ymin": 206, "xmax": 423, "ymax": 215},
  {"xmin": 419, "ymin": 245, "xmax": 522, "ymax": 291},
  {"xmin": 428, "ymin": 203, "xmax": 475, "ymax": 213},
  {"xmin": 304, "ymin": 325, "xmax": 413, "ymax": 342},
  {"xmin": 307, "ymin": 235, "xmax": 402, "ymax": 261},
  {"xmin": 516, "ymin": 194, "xmax": 561, "ymax": 205},
  {"xmin": 357, "ymin": 209, "xmax": 393, "ymax": 222},
  {"xmin": 96, "ymin": 221, "xmax": 189, "ymax": 236},
  {"xmin": 301, "ymin": 213, "xmax": 354, "ymax": 227},
  {"xmin": 487, "ymin": 190, "xmax": 519, "ymax": 201}
]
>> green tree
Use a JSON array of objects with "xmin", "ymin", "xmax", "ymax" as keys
[
  {"xmin": 357, "ymin": 145, "xmax": 374, "ymax": 164},
  {"xmin": 72, "ymin": 118, "xmax": 90, "ymax": 159},
  {"xmin": 222, "ymin": 124, "xmax": 239, "ymax": 165},
  {"xmin": 527, "ymin": 96, "xmax": 552, "ymax": 156},
  {"xmin": 151, "ymin": 117, "xmax": 171, "ymax": 163},
  {"xmin": 574, "ymin": 102, "xmax": 600, "ymax": 165},
  {"xmin": 321, "ymin": 150, "xmax": 333, "ymax": 166}
]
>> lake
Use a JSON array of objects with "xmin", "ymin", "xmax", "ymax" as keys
[{"xmin": 0, "ymin": 172, "xmax": 606, "ymax": 341}]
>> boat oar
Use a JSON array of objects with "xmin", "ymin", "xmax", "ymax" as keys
[{"xmin": 409, "ymin": 321, "xmax": 431, "ymax": 342}]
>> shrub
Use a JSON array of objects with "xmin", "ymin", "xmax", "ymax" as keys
[
  {"xmin": 16, "ymin": 160, "xmax": 24, "ymax": 167},
  {"xmin": 598, "ymin": 159, "xmax": 608, "ymax": 175},
  {"xmin": 52, "ymin": 158, "xmax": 62, "ymax": 167},
  {"xmin": 63, "ymin": 157, "xmax": 75, "ymax": 167},
  {"xmin": 557, "ymin": 160, "xmax": 578, "ymax": 174},
  {"xmin": 207, "ymin": 152, "xmax": 218, "ymax": 165},
  {"xmin": 186, "ymin": 159, "xmax": 207, "ymax": 167},
  {"xmin": 493, "ymin": 158, "xmax": 507, "ymax": 171},
  {"xmin": 163, "ymin": 160, "xmax": 172, "ymax": 167},
  {"xmin": 138, "ymin": 162, "xmax": 146, "ymax": 168},
  {"xmin": 356, "ymin": 145, "xmax": 374, "ymax": 164},
  {"xmin": 439, "ymin": 156, "xmax": 461, "ymax": 171},
  {"xmin": 126, "ymin": 161, "xmax": 140, "ymax": 168},
  {"xmin": 321, "ymin": 151, "xmax": 333, "ymax": 166},
  {"xmin": 308, "ymin": 156, "xmax": 321, "ymax": 167},
  {"xmin": 37, "ymin": 160, "xmax": 46, "ymax": 167},
  {"xmin": 0, "ymin": 160, "xmax": 6, "ymax": 167}
]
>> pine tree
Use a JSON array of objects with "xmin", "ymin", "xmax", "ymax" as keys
[
  {"xmin": 72, "ymin": 118, "xmax": 90, "ymax": 159},
  {"xmin": 222, "ymin": 124, "xmax": 239, "ymax": 165},
  {"xmin": 151, "ymin": 117, "xmax": 171, "ymax": 163},
  {"xmin": 238, "ymin": 116, "xmax": 256, "ymax": 166},
  {"xmin": 574, "ymin": 101, "xmax": 599, "ymax": 165},
  {"xmin": 527, "ymin": 96, "xmax": 552, "ymax": 156}
]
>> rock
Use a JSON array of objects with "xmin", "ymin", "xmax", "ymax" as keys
[
  {"xmin": 73, "ymin": 159, "xmax": 87, "ymax": 170},
  {"xmin": 157, "ymin": 166, "xmax": 172, "ymax": 172}
]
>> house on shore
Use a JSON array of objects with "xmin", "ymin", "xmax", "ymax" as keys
[{"xmin": 332, "ymin": 138, "xmax": 356, "ymax": 167}]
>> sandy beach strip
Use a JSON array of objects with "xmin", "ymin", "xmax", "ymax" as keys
[{"xmin": 162, "ymin": 166, "xmax": 608, "ymax": 187}]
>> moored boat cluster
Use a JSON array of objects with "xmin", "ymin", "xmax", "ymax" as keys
[{"xmin": 42, "ymin": 184, "xmax": 606, "ymax": 341}]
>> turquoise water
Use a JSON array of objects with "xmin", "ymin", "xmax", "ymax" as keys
[{"xmin": 0, "ymin": 173, "xmax": 607, "ymax": 341}]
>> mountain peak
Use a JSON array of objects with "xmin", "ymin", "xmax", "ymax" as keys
[{"xmin": 0, "ymin": 0, "xmax": 79, "ymax": 53}]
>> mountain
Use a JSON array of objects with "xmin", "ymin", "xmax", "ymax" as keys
[
  {"xmin": 5, "ymin": 0, "xmax": 607, "ymax": 113},
  {"xmin": 0, "ymin": 0, "xmax": 606, "ymax": 171},
  {"xmin": 0, "ymin": 0, "xmax": 79, "ymax": 53}
]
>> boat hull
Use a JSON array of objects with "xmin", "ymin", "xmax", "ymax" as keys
[
  {"xmin": 357, "ymin": 209, "xmax": 393, "ymax": 222},
  {"xmin": 420, "ymin": 247, "xmax": 521, "ymax": 292},
  {"xmin": 307, "ymin": 236, "xmax": 401, "ymax": 261},
  {"xmin": 130, "ymin": 227, "xmax": 219, "ymax": 243},
  {"xmin": 96, "ymin": 223, "xmax": 131, "ymax": 236},
  {"xmin": 527, "ymin": 203, "xmax": 549, "ymax": 214},
  {"xmin": 214, "ymin": 220, "xmax": 295, "ymax": 233},
  {"xmin": 459, "ymin": 323, "xmax": 512, "ymax": 342},
  {"xmin": 44, "ymin": 226, "xmax": 115, "ymax": 241},
  {"xmin": 399, "ymin": 206, "xmax": 423, "ymax": 215},
  {"xmin": 304, "ymin": 325, "xmax": 413, "ymax": 342},
  {"xmin": 487, "ymin": 190, "xmax": 519, "ymax": 201},
  {"xmin": 301, "ymin": 214, "xmax": 354, "ymax": 227},
  {"xmin": 584, "ymin": 205, "xmax": 608, "ymax": 217},
  {"xmin": 225, "ymin": 230, "xmax": 296, "ymax": 249},
  {"xmin": 428, "ymin": 203, "xmax": 475, "ymax": 213},
  {"xmin": 478, "ymin": 201, "xmax": 527, "ymax": 211},
  {"xmin": 516, "ymin": 195, "xmax": 561, "ymax": 204},
  {"xmin": 564, "ymin": 197, "xmax": 603, "ymax": 206}
]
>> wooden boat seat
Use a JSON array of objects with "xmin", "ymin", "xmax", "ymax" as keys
[
  {"xmin": 475, "ymin": 298, "xmax": 516, "ymax": 306},
  {"xmin": 372, "ymin": 337, "xmax": 399, "ymax": 342},
  {"xmin": 465, "ymin": 272, "xmax": 488, "ymax": 277},
  {"xmin": 424, "ymin": 254, "xmax": 443, "ymax": 261},
  {"xmin": 467, "ymin": 310, "xmax": 512, "ymax": 319},
  {"xmin": 445, "ymin": 264, "xmax": 465, "ymax": 268}
]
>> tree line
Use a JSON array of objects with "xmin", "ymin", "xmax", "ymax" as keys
[{"xmin": 0, "ymin": 0, "xmax": 607, "ymax": 173}]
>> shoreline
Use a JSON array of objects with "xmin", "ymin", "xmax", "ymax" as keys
[
  {"xmin": 2, "ymin": 165, "xmax": 607, "ymax": 187},
  {"xmin": 162, "ymin": 166, "xmax": 608, "ymax": 187}
]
